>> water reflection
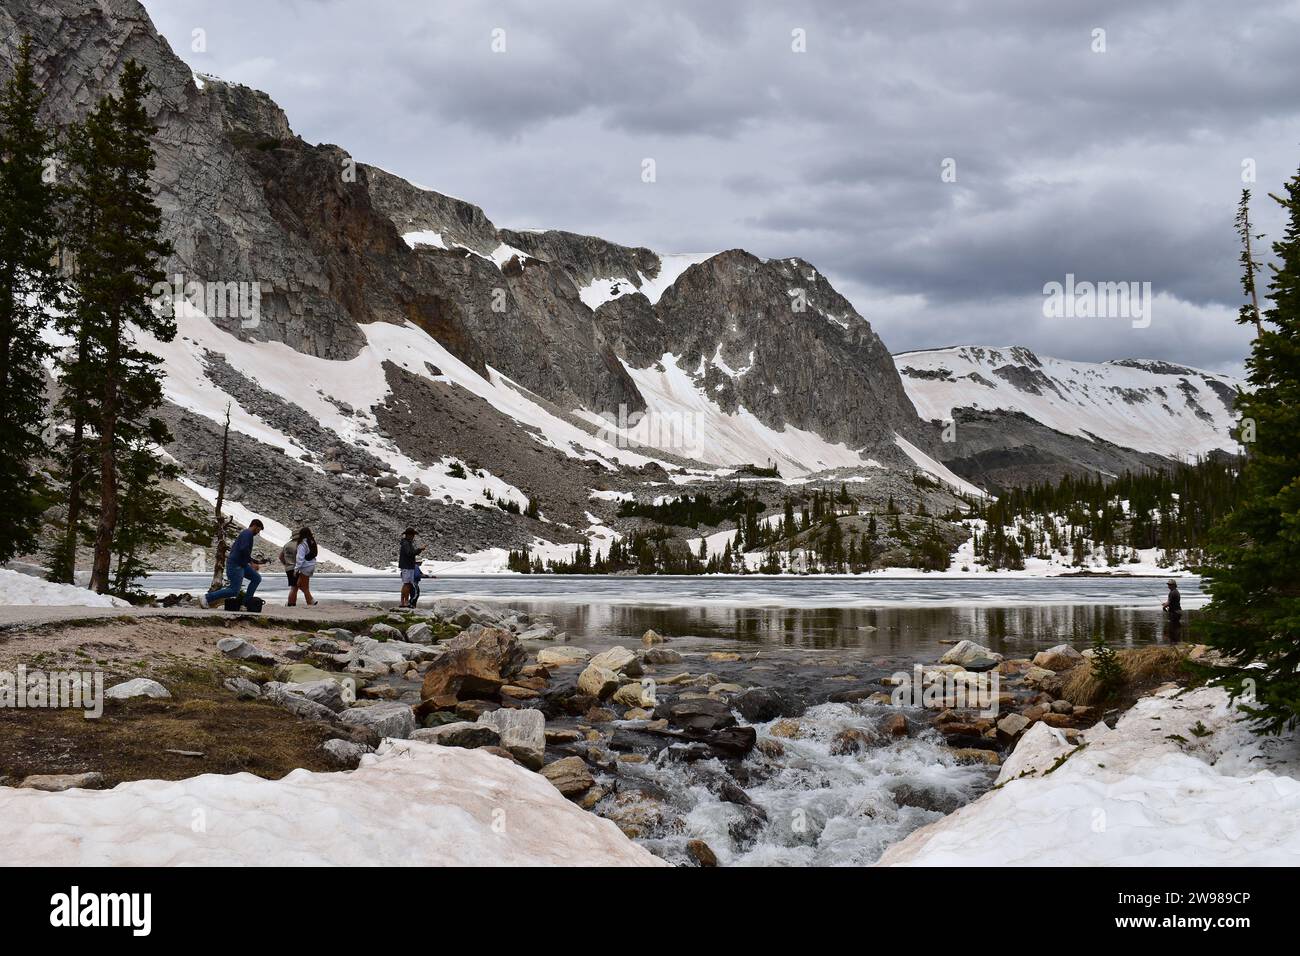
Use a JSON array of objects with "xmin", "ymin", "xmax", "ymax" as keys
[{"xmin": 501, "ymin": 599, "xmax": 1184, "ymax": 661}]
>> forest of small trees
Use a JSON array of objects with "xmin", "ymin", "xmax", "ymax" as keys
[
  {"xmin": 513, "ymin": 458, "xmax": 1245, "ymax": 577},
  {"xmin": 512, "ymin": 483, "xmax": 960, "ymax": 575}
]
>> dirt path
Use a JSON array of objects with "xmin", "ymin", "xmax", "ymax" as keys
[{"xmin": 0, "ymin": 598, "xmax": 390, "ymax": 637}]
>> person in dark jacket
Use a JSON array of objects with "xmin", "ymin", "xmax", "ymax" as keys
[
  {"xmin": 398, "ymin": 526, "xmax": 424, "ymax": 608},
  {"xmin": 278, "ymin": 534, "xmax": 300, "ymax": 589},
  {"xmin": 203, "ymin": 520, "xmax": 265, "ymax": 610},
  {"xmin": 1162, "ymin": 579, "xmax": 1183, "ymax": 642}
]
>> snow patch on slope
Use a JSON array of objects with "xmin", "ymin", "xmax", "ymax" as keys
[
  {"xmin": 896, "ymin": 346, "xmax": 1240, "ymax": 459},
  {"xmin": 147, "ymin": 308, "xmax": 687, "ymax": 520},
  {"xmin": 578, "ymin": 252, "xmax": 716, "ymax": 309},
  {"xmin": 401, "ymin": 230, "xmax": 529, "ymax": 270},
  {"xmin": 147, "ymin": 311, "xmax": 536, "ymax": 511},
  {"xmin": 893, "ymin": 433, "xmax": 989, "ymax": 499},
  {"xmin": 402, "ymin": 229, "xmax": 447, "ymax": 250},
  {"xmin": 581, "ymin": 352, "xmax": 878, "ymax": 477},
  {"xmin": 0, "ymin": 740, "xmax": 665, "ymax": 866}
]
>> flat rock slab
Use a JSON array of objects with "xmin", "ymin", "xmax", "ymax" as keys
[
  {"xmin": 340, "ymin": 702, "xmax": 417, "ymax": 740},
  {"xmin": 540, "ymin": 756, "xmax": 594, "ymax": 797},
  {"xmin": 411, "ymin": 721, "xmax": 500, "ymax": 749},
  {"xmin": 216, "ymin": 637, "xmax": 277, "ymax": 665},
  {"xmin": 105, "ymin": 678, "xmax": 171, "ymax": 701},
  {"xmin": 537, "ymin": 646, "xmax": 591, "ymax": 667},
  {"xmin": 19, "ymin": 773, "xmax": 105, "ymax": 792}
]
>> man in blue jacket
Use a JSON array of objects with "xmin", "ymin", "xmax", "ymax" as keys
[{"xmin": 203, "ymin": 519, "xmax": 265, "ymax": 610}]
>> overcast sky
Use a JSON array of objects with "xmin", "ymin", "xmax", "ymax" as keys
[{"xmin": 142, "ymin": 0, "xmax": 1300, "ymax": 375}]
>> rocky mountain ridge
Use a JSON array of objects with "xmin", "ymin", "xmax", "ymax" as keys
[{"xmin": 895, "ymin": 346, "xmax": 1241, "ymax": 491}]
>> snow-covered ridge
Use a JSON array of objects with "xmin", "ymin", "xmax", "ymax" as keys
[{"xmin": 895, "ymin": 346, "xmax": 1241, "ymax": 459}]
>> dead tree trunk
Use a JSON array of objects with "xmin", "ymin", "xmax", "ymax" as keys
[{"xmin": 208, "ymin": 403, "xmax": 234, "ymax": 590}]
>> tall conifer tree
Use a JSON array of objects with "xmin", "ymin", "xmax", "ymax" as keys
[
  {"xmin": 0, "ymin": 36, "xmax": 60, "ymax": 563},
  {"xmin": 1199, "ymin": 166, "xmax": 1300, "ymax": 733},
  {"xmin": 60, "ymin": 60, "xmax": 175, "ymax": 593}
]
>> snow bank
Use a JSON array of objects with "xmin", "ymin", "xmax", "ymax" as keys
[
  {"xmin": 0, "ymin": 569, "xmax": 128, "ymax": 608},
  {"xmin": 878, "ymin": 686, "xmax": 1300, "ymax": 866},
  {"xmin": 0, "ymin": 740, "xmax": 666, "ymax": 866}
]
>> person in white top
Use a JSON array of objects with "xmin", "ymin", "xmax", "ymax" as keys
[{"xmin": 287, "ymin": 526, "xmax": 318, "ymax": 607}]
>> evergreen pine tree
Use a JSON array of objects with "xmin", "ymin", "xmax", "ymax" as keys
[
  {"xmin": 1199, "ymin": 166, "xmax": 1300, "ymax": 734},
  {"xmin": 0, "ymin": 37, "xmax": 61, "ymax": 563},
  {"xmin": 1090, "ymin": 632, "xmax": 1125, "ymax": 701},
  {"xmin": 61, "ymin": 61, "xmax": 175, "ymax": 593},
  {"xmin": 108, "ymin": 424, "xmax": 182, "ymax": 598}
]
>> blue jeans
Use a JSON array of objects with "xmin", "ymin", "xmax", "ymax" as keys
[{"xmin": 206, "ymin": 561, "xmax": 261, "ymax": 608}]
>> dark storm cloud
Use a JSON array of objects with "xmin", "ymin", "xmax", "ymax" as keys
[{"xmin": 142, "ymin": 0, "xmax": 1300, "ymax": 372}]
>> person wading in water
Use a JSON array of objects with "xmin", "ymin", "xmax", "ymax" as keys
[{"xmin": 1162, "ymin": 579, "xmax": 1183, "ymax": 642}]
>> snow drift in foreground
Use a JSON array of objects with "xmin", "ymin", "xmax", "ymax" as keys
[
  {"xmin": 878, "ymin": 686, "xmax": 1300, "ymax": 866},
  {"xmin": 0, "ymin": 740, "xmax": 666, "ymax": 867},
  {"xmin": 0, "ymin": 569, "xmax": 128, "ymax": 608}
]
